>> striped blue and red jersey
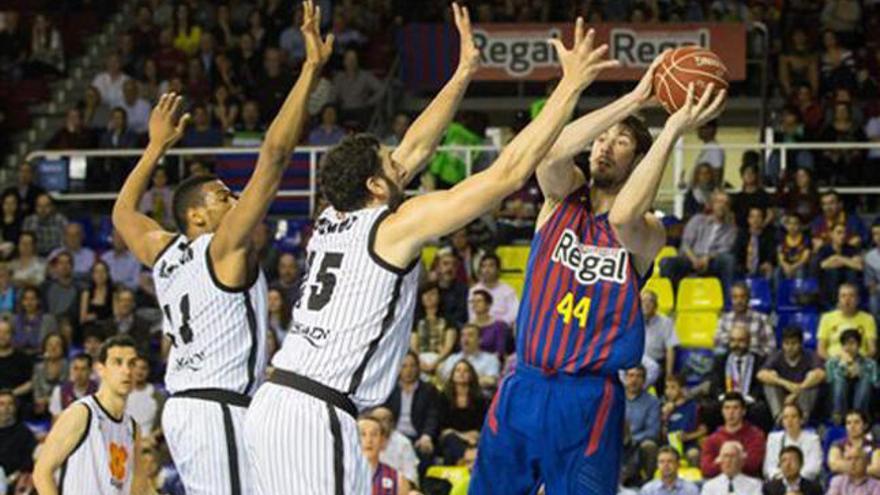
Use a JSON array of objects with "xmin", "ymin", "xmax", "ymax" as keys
[
  {"xmin": 516, "ymin": 187, "xmax": 648, "ymax": 375},
  {"xmin": 372, "ymin": 462, "xmax": 399, "ymax": 495}
]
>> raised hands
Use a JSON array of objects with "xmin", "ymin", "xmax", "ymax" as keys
[
  {"xmin": 301, "ymin": 0, "xmax": 333, "ymax": 66},
  {"xmin": 631, "ymin": 49, "xmax": 671, "ymax": 106},
  {"xmin": 148, "ymin": 93, "xmax": 190, "ymax": 149},
  {"xmin": 452, "ymin": 2, "xmax": 480, "ymax": 78},
  {"xmin": 549, "ymin": 18, "xmax": 621, "ymax": 90},
  {"xmin": 667, "ymin": 82, "xmax": 727, "ymax": 134}
]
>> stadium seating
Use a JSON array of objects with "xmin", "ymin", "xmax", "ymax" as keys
[
  {"xmin": 422, "ymin": 245, "xmax": 439, "ymax": 271},
  {"xmin": 674, "ymin": 311, "xmax": 718, "ymax": 349},
  {"xmin": 496, "ymin": 245, "xmax": 530, "ymax": 275},
  {"xmin": 676, "ymin": 277, "xmax": 724, "ymax": 313},
  {"xmin": 642, "ymin": 277, "xmax": 675, "ymax": 315},
  {"xmin": 776, "ymin": 278, "xmax": 819, "ymax": 312},
  {"xmin": 744, "ymin": 276, "xmax": 772, "ymax": 313},
  {"xmin": 651, "ymin": 245, "xmax": 678, "ymax": 278},
  {"xmin": 425, "ymin": 466, "xmax": 470, "ymax": 495},
  {"xmin": 776, "ymin": 310, "xmax": 820, "ymax": 349}
]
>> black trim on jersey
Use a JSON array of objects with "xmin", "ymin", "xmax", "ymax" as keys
[
  {"xmin": 205, "ymin": 240, "xmax": 261, "ymax": 293},
  {"xmin": 93, "ymin": 394, "xmax": 123, "ymax": 423},
  {"xmin": 243, "ymin": 291, "xmax": 258, "ymax": 394},
  {"xmin": 171, "ymin": 388, "xmax": 252, "ymax": 408},
  {"xmin": 58, "ymin": 404, "xmax": 92, "ymax": 494},
  {"xmin": 327, "ymin": 402, "xmax": 345, "ymax": 495},
  {"xmin": 269, "ymin": 369, "xmax": 357, "ymax": 419},
  {"xmin": 367, "ymin": 208, "xmax": 419, "ymax": 276},
  {"xmin": 150, "ymin": 234, "xmax": 182, "ymax": 267},
  {"xmin": 347, "ymin": 274, "xmax": 404, "ymax": 396},
  {"xmin": 220, "ymin": 403, "xmax": 243, "ymax": 495}
]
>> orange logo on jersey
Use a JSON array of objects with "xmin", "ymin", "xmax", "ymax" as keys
[{"xmin": 109, "ymin": 442, "xmax": 128, "ymax": 483}]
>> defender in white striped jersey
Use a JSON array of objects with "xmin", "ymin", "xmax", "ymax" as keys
[
  {"xmin": 111, "ymin": 3, "xmax": 333, "ymax": 493},
  {"xmin": 244, "ymin": 4, "xmax": 622, "ymax": 494},
  {"xmin": 34, "ymin": 336, "xmax": 144, "ymax": 495}
]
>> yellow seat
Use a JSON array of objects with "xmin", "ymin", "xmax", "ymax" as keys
[
  {"xmin": 426, "ymin": 466, "xmax": 470, "ymax": 495},
  {"xmin": 642, "ymin": 277, "xmax": 674, "ymax": 315},
  {"xmin": 652, "ymin": 246, "xmax": 679, "ymax": 278},
  {"xmin": 500, "ymin": 274, "xmax": 526, "ymax": 299},
  {"xmin": 675, "ymin": 311, "xmax": 718, "ymax": 349},
  {"xmin": 676, "ymin": 277, "xmax": 724, "ymax": 312},
  {"xmin": 422, "ymin": 245, "xmax": 439, "ymax": 271},
  {"xmin": 653, "ymin": 467, "xmax": 703, "ymax": 482},
  {"xmin": 496, "ymin": 245, "xmax": 530, "ymax": 275}
]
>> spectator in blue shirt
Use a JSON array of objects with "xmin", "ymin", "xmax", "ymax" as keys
[
  {"xmin": 623, "ymin": 365, "xmax": 661, "ymax": 486},
  {"xmin": 639, "ymin": 447, "xmax": 699, "ymax": 495},
  {"xmin": 180, "ymin": 104, "xmax": 224, "ymax": 148},
  {"xmin": 307, "ymin": 104, "xmax": 346, "ymax": 146}
]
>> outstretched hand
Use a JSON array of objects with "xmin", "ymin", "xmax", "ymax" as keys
[
  {"xmin": 631, "ymin": 49, "xmax": 671, "ymax": 106},
  {"xmin": 301, "ymin": 0, "xmax": 333, "ymax": 66},
  {"xmin": 666, "ymin": 82, "xmax": 727, "ymax": 134},
  {"xmin": 549, "ymin": 18, "xmax": 621, "ymax": 90},
  {"xmin": 148, "ymin": 93, "xmax": 190, "ymax": 149},
  {"xmin": 452, "ymin": 2, "xmax": 480, "ymax": 78}
]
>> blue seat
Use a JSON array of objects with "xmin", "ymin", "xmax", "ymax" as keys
[
  {"xmin": 822, "ymin": 425, "xmax": 846, "ymax": 469},
  {"xmin": 776, "ymin": 278, "xmax": 819, "ymax": 312},
  {"xmin": 94, "ymin": 215, "xmax": 114, "ymax": 251},
  {"xmin": 776, "ymin": 310, "xmax": 820, "ymax": 349},
  {"xmin": 744, "ymin": 276, "xmax": 772, "ymax": 313}
]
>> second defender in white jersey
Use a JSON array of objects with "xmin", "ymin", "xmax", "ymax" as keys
[
  {"xmin": 34, "ymin": 337, "xmax": 144, "ymax": 495},
  {"xmin": 244, "ymin": 5, "xmax": 622, "ymax": 493},
  {"xmin": 111, "ymin": 4, "xmax": 334, "ymax": 493}
]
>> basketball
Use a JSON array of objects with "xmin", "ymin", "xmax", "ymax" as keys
[{"xmin": 652, "ymin": 46, "xmax": 729, "ymax": 114}]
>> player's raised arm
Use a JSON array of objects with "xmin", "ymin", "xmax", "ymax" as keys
[
  {"xmin": 391, "ymin": 3, "xmax": 479, "ymax": 184},
  {"xmin": 380, "ymin": 19, "xmax": 619, "ymax": 264},
  {"xmin": 112, "ymin": 93, "xmax": 190, "ymax": 267},
  {"xmin": 608, "ymin": 83, "xmax": 726, "ymax": 263},
  {"xmin": 33, "ymin": 403, "xmax": 90, "ymax": 495},
  {"xmin": 209, "ymin": 0, "xmax": 332, "ymax": 275},
  {"xmin": 536, "ymin": 52, "xmax": 667, "ymax": 203}
]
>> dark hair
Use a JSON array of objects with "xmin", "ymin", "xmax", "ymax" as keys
[
  {"xmin": 820, "ymin": 189, "xmax": 840, "ymax": 201},
  {"xmin": 172, "ymin": 173, "xmax": 220, "ymax": 232},
  {"xmin": 89, "ymin": 260, "xmax": 114, "ymax": 291},
  {"xmin": 657, "ymin": 445, "xmax": 680, "ymax": 461},
  {"xmin": 781, "ymin": 325, "xmax": 804, "ymax": 343},
  {"xmin": 665, "ymin": 373, "xmax": 686, "ymax": 387},
  {"xmin": 72, "ymin": 352, "xmax": 93, "ymax": 368},
  {"xmin": 472, "ymin": 289, "xmax": 494, "ymax": 306},
  {"xmin": 481, "ymin": 253, "xmax": 501, "ymax": 270},
  {"xmin": 53, "ymin": 251, "xmax": 73, "ymax": 266},
  {"xmin": 17, "ymin": 285, "xmax": 41, "ymax": 314},
  {"xmin": 846, "ymin": 409, "xmax": 870, "ymax": 426},
  {"xmin": 442, "ymin": 358, "xmax": 482, "ymax": 408},
  {"xmin": 98, "ymin": 335, "xmax": 137, "ymax": 364},
  {"xmin": 319, "ymin": 134, "xmax": 383, "ymax": 212},
  {"xmin": 722, "ymin": 391, "xmax": 747, "ymax": 408},
  {"xmin": 620, "ymin": 115, "xmax": 653, "ymax": 158},
  {"xmin": 780, "ymin": 445, "xmax": 804, "ymax": 465},
  {"xmin": 782, "ymin": 402, "xmax": 803, "ymax": 418},
  {"xmin": 739, "ymin": 151, "xmax": 761, "ymax": 177},
  {"xmin": 840, "ymin": 328, "xmax": 862, "ymax": 346},
  {"xmin": 730, "ymin": 281, "xmax": 750, "ymax": 297},
  {"xmin": 0, "ymin": 388, "xmax": 14, "ymax": 401},
  {"xmin": 628, "ymin": 364, "xmax": 647, "ymax": 380},
  {"xmin": 41, "ymin": 331, "xmax": 68, "ymax": 356},
  {"xmin": 267, "ymin": 287, "xmax": 293, "ymax": 329},
  {"xmin": 404, "ymin": 349, "xmax": 419, "ymax": 365}
]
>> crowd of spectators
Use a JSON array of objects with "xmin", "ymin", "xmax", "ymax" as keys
[{"xmin": 4, "ymin": 1, "xmax": 880, "ymax": 495}]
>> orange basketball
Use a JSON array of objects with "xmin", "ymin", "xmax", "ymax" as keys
[{"xmin": 652, "ymin": 46, "xmax": 729, "ymax": 114}]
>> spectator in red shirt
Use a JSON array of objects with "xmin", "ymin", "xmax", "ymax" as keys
[
  {"xmin": 153, "ymin": 27, "xmax": 186, "ymax": 79},
  {"xmin": 700, "ymin": 392, "xmax": 766, "ymax": 478},
  {"xmin": 811, "ymin": 190, "xmax": 867, "ymax": 251},
  {"xmin": 47, "ymin": 108, "xmax": 96, "ymax": 150}
]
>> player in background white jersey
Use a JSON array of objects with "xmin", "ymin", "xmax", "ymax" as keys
[
  {"xmin": 245, "ymin": 5, "xmax": 621, "ymax": 493},
  {"xmin": 34, "ymin": 336, "xmax": 145, "ymax": 495},
  {"xmin": 111, "ymin": 3, "xmax": 333, "ymax": 494}
]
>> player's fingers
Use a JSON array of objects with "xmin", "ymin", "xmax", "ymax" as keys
[
  {"xmin": 314, "ymin": 5, "xmax": 321, "ymax": 30},
  {"xmin": 697, "ymin": 82, "xmax": 715, "ymax": 111},
  {"xmin": 574, "ymin": 17, "xmax": 584, "ymax": 46},
  {"xmin": 583, "ymin": 27, "xmax": 595, "ymax": 52},
  {"xmin": 462, "ymin": 6, "xmax": 471, "ymax": 28},
  {"xmin": 452, "ymin": 2, "xmax": 461, "ymax": 26},
  {"xmin": 155, "ymin": 93, "xmax": 168, "ymax": 113},
  {"xmin": 323, "ymin": 33, "xmax": 335, "ymax": 52},
  {"xmin": 169, "ymin": 94, "xmax": 183, "ymax": 118},
  {"xmin": 595, "ymin": 60, "xmax": 622, "ymax": 71},
  {"xmin": 175, "ymin": 113, "xmax": 191, "ymax": 135},
  {"xmin": 548, "ymin": 38, "xmax": 566, "ymax": 57},
  {"xmin": 705, "ymin": 89, "xmax": 727, "ymax": 118},
  {"xmin": 684, "ymin": 83, "xmax": 695, "ymax": 110},
  {"xmin": 588, "ymin": 44, "xmax": 609, "ymax": 62}
]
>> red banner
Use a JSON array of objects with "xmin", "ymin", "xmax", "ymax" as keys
[{"xmin": 399, "ymin": 23, "xmax": 747, "ymax": 88}]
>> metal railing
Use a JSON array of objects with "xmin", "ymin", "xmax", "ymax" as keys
[{"xmin": 25, "ymin": 139, "xmax": 880, "ymax": 219}]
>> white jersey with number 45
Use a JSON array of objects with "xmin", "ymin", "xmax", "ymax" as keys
[{"xmin": 272, "ymin": 205, "xmax": 420, "ymax": 410}]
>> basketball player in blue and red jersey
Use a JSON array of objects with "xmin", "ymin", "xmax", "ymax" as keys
[{"xmin": 470, "ymin": 67, "xmax": 728, "ymax": 493}]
